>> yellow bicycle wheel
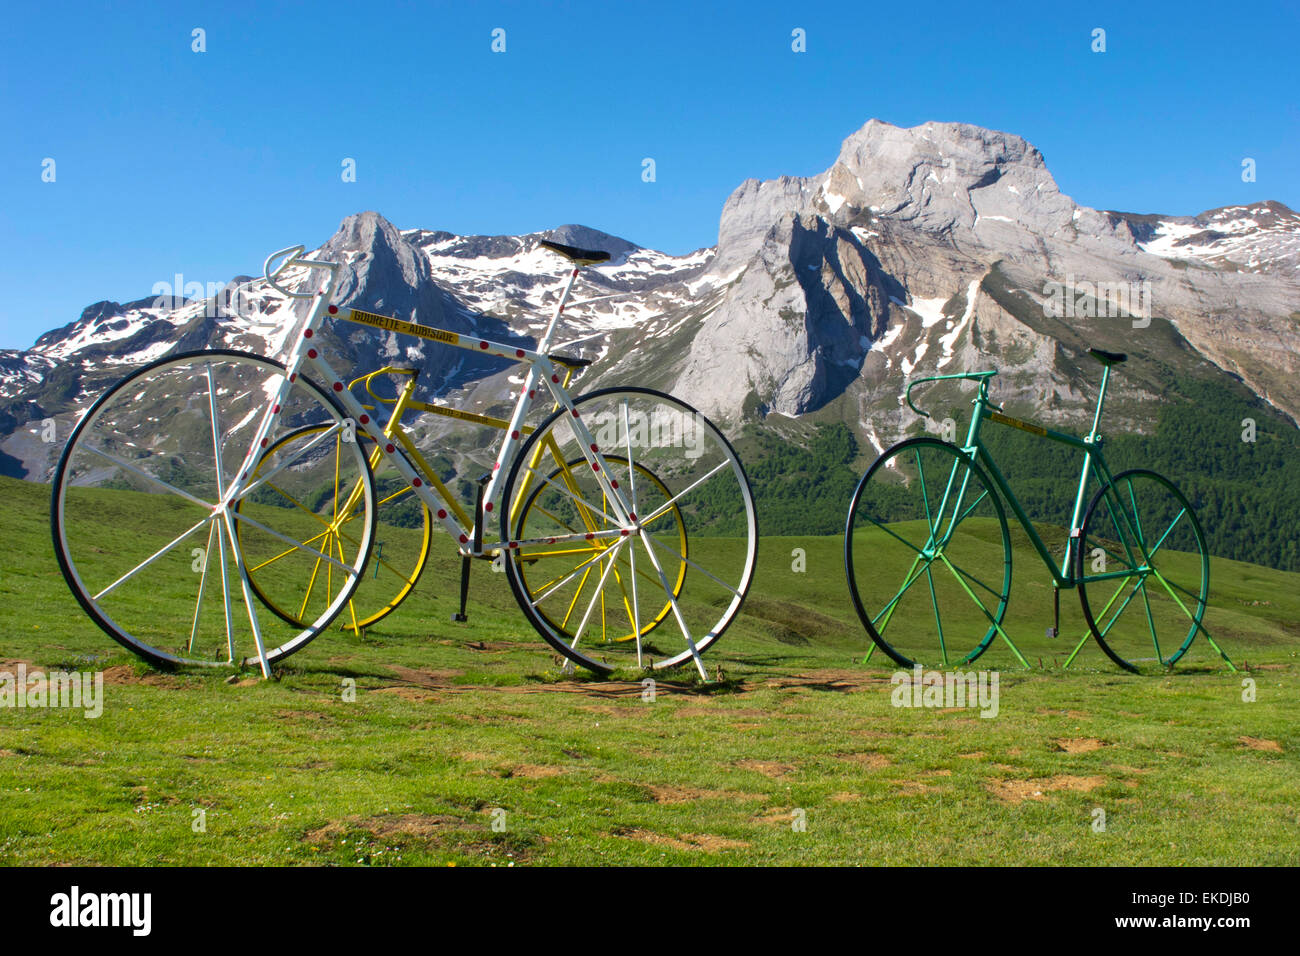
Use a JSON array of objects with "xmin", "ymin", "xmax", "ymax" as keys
[
  {"xmin": 235, "ymin": 424, "xmax": 432, "ymax": 632},
  {"xmin": 512, "ymin": 454, "xmax": 688, "ymax": 646}
]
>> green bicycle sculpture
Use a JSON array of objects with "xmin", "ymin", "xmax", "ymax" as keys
[{"xmin": 844, "ymin": 348, "xmax": 1236, "ymax": 674}]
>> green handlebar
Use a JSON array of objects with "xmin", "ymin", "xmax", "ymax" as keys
[{"xmin": 905, "ymin": 370, "xmax": 999, "ymax": 419}]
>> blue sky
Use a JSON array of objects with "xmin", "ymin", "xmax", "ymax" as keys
[{"xmin": 2, "ymin": 0, "xmax": 1296, "ymax": 348}]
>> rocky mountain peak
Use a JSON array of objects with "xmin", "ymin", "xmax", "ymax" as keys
[{"xmin": 826, "ymin": 120, "xmax": 1069, "ymax": 232}]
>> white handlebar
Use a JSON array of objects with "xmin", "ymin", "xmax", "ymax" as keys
[{"xmin": 263, "ymin": 244, "xmax": 338, "ymax": 299}]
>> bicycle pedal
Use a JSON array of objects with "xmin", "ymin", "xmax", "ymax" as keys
[{"xmin": 1046, "ymin": 627, "xmax": 1059, "ymax": 639}]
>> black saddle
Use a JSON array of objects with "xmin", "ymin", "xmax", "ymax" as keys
[
  {"xmin": 539, "ymin": 239, "xmax": 610, "ymax": 265},
  {"xmin": 1089, "ymin": 348, "xmax": 1127, "ymax": 366}
]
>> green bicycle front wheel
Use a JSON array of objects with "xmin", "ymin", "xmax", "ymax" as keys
[
  {"xmin": 845, "ymin": 437, "xmax": 1012, "ymax": 669},
  {"xmin": 1076, "ymin": 469, "xmax": 1209, "ymax": 673}
]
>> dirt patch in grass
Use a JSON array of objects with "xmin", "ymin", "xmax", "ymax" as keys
[
  {"xmin": 1036, "ymin": 708, "xmax": 1090, "ymax": 719},
  {"xmin": 1238, "ymin": 736, "xmax": 1284, "ymax": 753},
  {"xmin": 376, "ymin": 665, "xmax": 705, "ymax": 700},
  {"xmin": 839, "ymin": 752, "xmax": 891, "ymax": 769},
  {"xmin": 760, "ymin": 668, "xmax": 888, "ymax": 693},
  {"xmin": 958, "ymin": 751, "xmax": 986, "ymax": 760},
  {"xmin": 736, "ymin": 759, "xmax": 796, "ymax": 778},
  {"xmin": 302, "ymin": 813, "xmax": 484, "ymax": 843},
  {"xmin": 371, "ymin": 686, "xmax": 437, "ymax": 702},
  {"xmin": 617, "ymin": 827, "xmax": 749, "ymax": 853},
  {"xmin": 387, "ymin": 665, "xmax": 465, "ymax": 685},
  {"xmin": 894, "ymin": 779, "xmax": 945, "ymax": 796},
  {"xmin": 502, "ymin": 764, "xmax": 565, "ymax": 779},
  {"xmin": 270, "ymin": 709, "xmax": 335, "ymax": 724},
  {"xmin": 643, "ymin": 783, "xmax": 766, "ymax": 804},
  {"xmin": 986, "ymin": 774, "xmax": 1107, "ymax": 804},
  {"xmin": 303, "ymin": 812, "xmax": 534, "ymax": 863},
  {"xmin": 100, "ymin": 664, "xmax": 191, "ymax": 689},
  {"xmin": 752, "ymin": 806, "xmax": 798, "ymax": 825},
  {"xmin": 1054, "ymin": 737, "xmax": 1108, "ymax": 754}
]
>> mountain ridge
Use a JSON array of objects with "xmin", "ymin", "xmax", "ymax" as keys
[{"xmin": 3, "ymin": 119, "xmax": 1298, "ymax": 493}]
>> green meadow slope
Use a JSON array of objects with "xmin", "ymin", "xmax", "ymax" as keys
[{"xmin": 1, "ymin": 475, "xmax": 1296, "ymax": 865}]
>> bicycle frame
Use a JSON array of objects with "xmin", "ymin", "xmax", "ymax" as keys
[
  {"xmin": 227, "ymin": 248, "xmax": 635, "ymax": 564},
  {"xmin": 958, "ymin": 367, "xmax": 1121, "ymax": 590},
  {"xmin": 906, "ymin": 364, "xmax": 1150, "ymax": 593}
]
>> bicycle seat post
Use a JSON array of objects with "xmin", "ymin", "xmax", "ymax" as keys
[
  {"xmin": 538, "ymin": 266, "xmax": 581, "ymax": 353},
  {"xmin": 1088, "ymin": 365, "xmax": 1112, "ymax": 442}
]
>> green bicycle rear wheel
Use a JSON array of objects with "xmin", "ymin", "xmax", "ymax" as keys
[{"xmin": 1076, "ymin": 469, "xmax": 1209, "ymax": 673}]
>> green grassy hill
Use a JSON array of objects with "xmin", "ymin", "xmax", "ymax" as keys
[{"xmin": 1, "ymin": 475, "xmax": 1297, "ymax": 865}]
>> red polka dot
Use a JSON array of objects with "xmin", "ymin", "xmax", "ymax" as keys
[
  {"xmin": 509, "ymin": 541, "xmax": 518, "ymax": 549},
  {"xmin": 612, "ymin": 481, "xmax": 620, "ymax": 490},
  {"xmin": 333, "ymin": 382, "xmax": 343, "ymax": 391},
  {"xmin": 547, "ymin": 538, "xmax": 556, "ymax": 544},
  {"xmin": 327, "ymin": 305, "xmax": 338, "ymax": 314},
  {"xmin": 589, "ymin": 443, "xmax": 598, "ymax": 452},
  {"xmin": 511, "ymin": 430, "xmax": 520, "ymax": 440},
  {"xmin": 492, "ymin": 463, "xmax": 500, "ymax": 472},
  {"xmin": 289, "ymin": 373, "xmax": 297, "ymax": 382},
  {"xmin": 515, "ymin": 349, "xmax": 524, "ymax": 358},
  {"xmin": 621, "ymin": 529, "xmax": 629, "ymax": 536},
  {"xmin": 307, "ymin": 349, "xmax": 317, "ymax": 358},
  {"xmin": 585, "ymin": 533, "xmax": 594, "ymax": 540},
  {"xmin": 272, "ymin": 404, "xmax": 280, "ymax": 413},
  {"xmin": 551, "ymin": 375, "xmax": 559, "ymax": 383},
  {"xmin": 303, "ymin": 328, "xmax": 313, "ymax": 338},
  {"xmin": 571, "ymin": 409, "xmax": 580, "ymax": 418},
  {"xmin": 479, "ymin": 341, "xmax": 489, "ymax": 350},
  {"xmin": 485, "ymin": 502, "xmax": 494, "ymax": 512},
  {"xmin": 528, "ymin": 390, "xmax": 535, "ymax": 399},
  {"xmin": 437, "ymin": 509, "xmax": 447, "ymax": 519},
  {"xmin": 260, "ymin": 438, "xmax": 268, "ymax": 448},
  {"xmin": 385, "ymin": 444, "xmax": 395, "ymax": 453},
  {"xmin": 359, "ymin": 415, "xmax": 369, "ymax": 425},
  {"xmin": 412, "ymin": 478, "xmax": 422, "ymax": 488},
  {"xmin": 459, "ymin": 534, "xmax": 469, "ymax": 544},
  {"xmin": 591, "ymin": 462, "xmax": 600, "ymax": 472},
  {"xmin": 630, "ymin": 513, "xmax": 637, "ymax": 521}
]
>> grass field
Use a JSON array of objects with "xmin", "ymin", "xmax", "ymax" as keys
[{"xmin": 2, "ymin": 473, "xmax": 1297, "ymax": 865}]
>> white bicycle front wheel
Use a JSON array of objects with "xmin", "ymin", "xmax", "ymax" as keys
[{"xmin": 50, "ymin": 349, "xmax": 376, "ymax": 670}]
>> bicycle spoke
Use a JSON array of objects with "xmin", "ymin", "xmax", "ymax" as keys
[
  {"xmin": 81, "ymin": 444, "xmax": 212, "ymax": 511},
  {"xmin": 924, "ymin": 564, "xmax": 948, "ymax": 666},
  {"xmin": 568, "ymin": 539, "xmax": 628, "ymax": 650},
  {"xmin": 1139, "ymin": 582, "xmax": 1163, "ymax": 663},
  {"xmin": 637, "ymin": 459, "xmax": 729, "ymax": 527},
  {"xmin": 643, "ymin": 528, "xmax": 742, "ymax": 598},
  {"xmin": 637, "ymin": 527, "xmax": 706, "ymax": 680},
  {"xmin": 940, "ymin": 554, "xmax": 1007, "ymax": 600},
  {"xmin": 93, "ymin": 515, "xmax": 213, "ymax": 601},
  {"xmin": 228, "ymin": 508, "xmax": 354, "ymax": 575}
]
